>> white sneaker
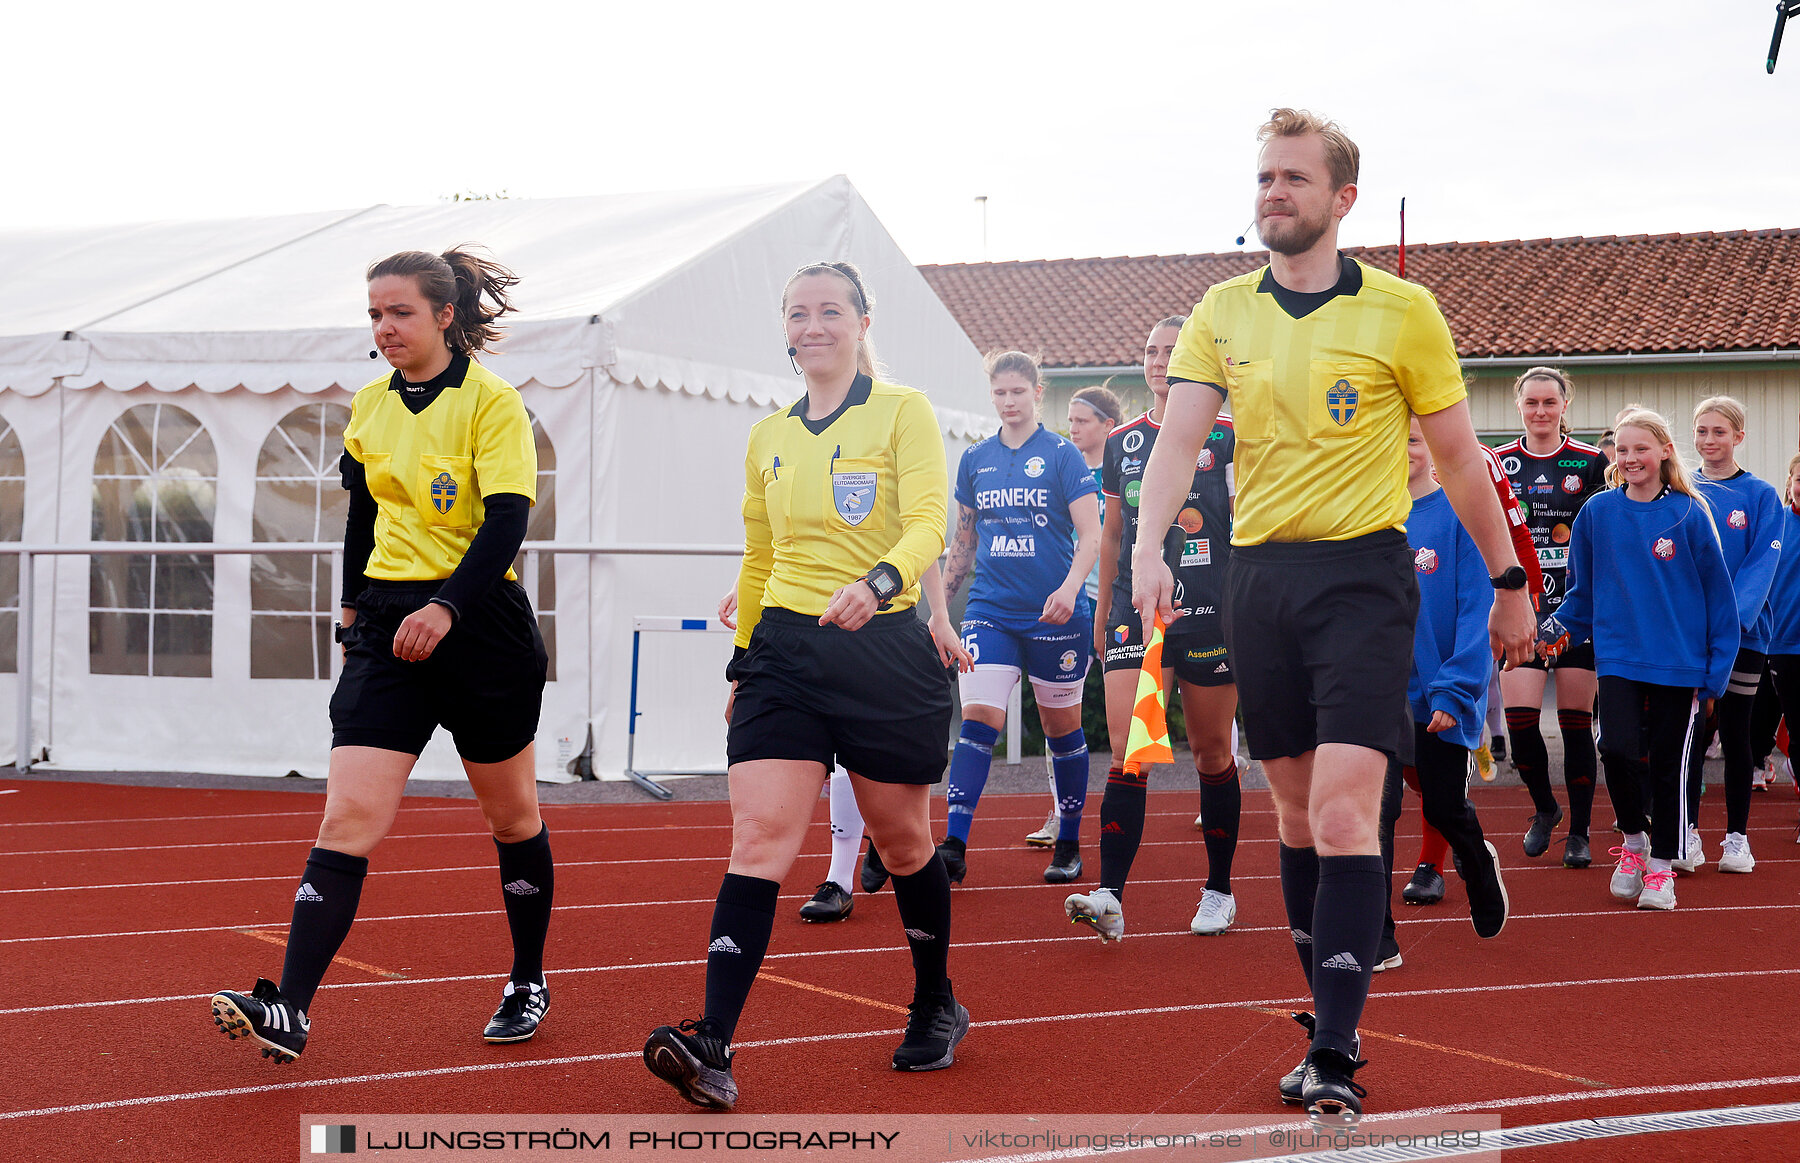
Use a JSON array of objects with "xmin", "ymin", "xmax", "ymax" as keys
[
  {"xmin": 1778, "ymin": 754, "xmax": 1795, "ymax": 786},
  {"xmin": 1189, "ymin": 888, "xmax": 1237, "ymax": 935},
  {"xmin": 1706, "ymin": 737, "xmax": 1723, "ymax": 760},
  {"xmin": 1637, "ymin": 861, "xmax": 1677, "ymax": 910},
  {"xmin": 1025, "ymin": 807, "xmax": 1058, "ymax": 848},
  {"xmin": 1193, "ymin": 811, "xmax": 1205, "ymax": 831},
  {"xmin": 1753, "ymin": 761, "xmax": 1770, "ymax": 791},
  {"xmin": 1609, "ymin": 845, "xmax": 1648, "ymax": 900},
  {"xmin": 1064, "ymin": 887, "xmax": 1123, "ymax": 942},
  {"xmin": 1718, "ymin": 832, "xmax": 1756, "ymax": 873},
  {"xmin": 1672, "ymin": 826, "xmax": 1704, "ymax": 874}
]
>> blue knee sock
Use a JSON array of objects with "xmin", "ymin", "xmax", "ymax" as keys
[
  {"xmin": 1048, "ymin": 727, "xmax": 1089, "ymax": 843},
  {"xmin": 945, "ymin": 721, "xmax": 1000, "ymax": 843}
]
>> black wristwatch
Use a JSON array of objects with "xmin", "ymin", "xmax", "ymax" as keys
[
  {"xmin": 1490, "ymin": 565, "xmax": 1529, "ymax": 591},
  {"xmin": 862, "ymin": 562, "xmax": 903, "ymax": 605}
]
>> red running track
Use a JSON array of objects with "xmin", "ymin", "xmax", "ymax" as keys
[{"xmin": 2, "ymin": 776, "xmax": 1799, "ymax": 1160}]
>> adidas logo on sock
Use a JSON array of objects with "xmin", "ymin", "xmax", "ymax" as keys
[
  {"xmin": 903, "ymin": 928, "xmax": 936, "ymax": 942},
  {"xmin": 503, "ymin": 879, "xmax": 540, "ymax": 895},
  {"xmin": 1102, "ymin": 821, "xmax": 1123, "ymax": 834},
  {"xmin": 294, "ymin": 882, "xmax": 323, "ymax": 903},
  {"xmin": 1290, "ymin": 928, "xmax": 1312, "ymax": 944},
  {"xmin": 1320, "ymin": 951, "xmax": 1363, "ymax": 971},
  {"xmin": 708, "ymin": 936, "xmax": 742, "ymax": 954}
]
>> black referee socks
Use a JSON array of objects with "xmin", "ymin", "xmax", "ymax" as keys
[
  {"xmin": 1277, "ymin": 843, "xmax": 1320, "ymax": 988},
  {"xmin": 1310, "ymin": 855, "xmax": 1387, "ymax": 1059},
  {"xmin": 703, "ymin": 874, "xmax": 779, "ymax": 1043},
  {"xmin": 890, "ymin": 853, "xmax": 953, "ymax": 1000},
  {"xmin": 1197, "ymin": 763, "xmax": 1241, "ymax": 893},
  {"xmin": 278, "ymin": 846, "xmax": 369, "ymax": 1013},
  {"xmin": 495, "ymin": 823, "xmax": 554, "ymax": 985},
  {"xmin": 1099, "ymin": 766, "xmax": 1147, "ymax": 900}
]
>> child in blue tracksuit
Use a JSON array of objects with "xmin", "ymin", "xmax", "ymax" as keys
[
  {"xmin": 1682, "ymin": 397, "xmax": 1783, "ymax": 874},
  {"xmin": 1381, "ymin": 419, "xmax": 1510, "ymax": 943},
  {"xmin": 1762, "ymin": 452, "xmax": 1800, "ymax": 843},
  {"xmin": 1541, "ymin": 408, "xmax": 1738, "ymax": 911}
]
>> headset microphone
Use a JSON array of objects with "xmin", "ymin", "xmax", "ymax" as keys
[
  {"xmin": 787, "ymin": 346, "xmax": 798, "ymax": 357},
  {"xmin": 1234, "ymin": 219, "xmax": 1256, "ymax": 246}
]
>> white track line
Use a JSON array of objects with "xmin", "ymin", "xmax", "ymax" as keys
[
  {"xmin": 3, "ymin": 1015, "xmax": 1797, "ymax": 1123},
  {"xmin": 13, "ymin": 852, "xmax": 1798, "ymax": 897},
  {"xmin": 4, "ymin": 945, "xmax": 1796, "ymax": 1021}
]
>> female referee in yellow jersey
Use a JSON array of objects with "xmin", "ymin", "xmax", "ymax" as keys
[
  {"xmin": 210, "ymin": 247, "xmax": 554, "ymax": 1063},
  {"xmin": 643, "ymin": 261, "xmax": 963, "ymax": 1110}
]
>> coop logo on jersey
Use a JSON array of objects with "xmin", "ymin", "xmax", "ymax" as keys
[
  {"xmin": 1197, "ymin": 448, "xmax": 1215, "ymax": 471},
  {"xmin": 1562, "ymin": 474, "xmax": 1583, "ymax": 493},
  {"xmin": 1326, "ymin": 379, "xmax": 1357, "ymax": 426},
  {"xmin": 1122, "ymin": 429, "xmax": 1145, "ymax": 454},
  {"xmin": 989, "ymin": 533, "xmax": 1036, "ymax": 557},
  {"xmin": 1730, "ymin": 509, "xmax": 1748, "ymax": 529},
  {"xmin": 832, "ymin": 470, "xmax": 877, "ymax": 526},
  {"xmin": 1059, "ymin": 650, "xmax": 1078, "ymax": 672},
  {"xmin": 1414, "ymin": 546, "xmax": 1439, "ymax": 574},
  {"xmin": 430, "ymin": 472, "xmax": 458, "ymax": 514},
  {"xmin": 1654, "ymin": 537, "xmax": 1677, "ymax": 561},
  {"xmin": 1024, "ymin": 456, "xmax": 1046, "ymax": 478}
]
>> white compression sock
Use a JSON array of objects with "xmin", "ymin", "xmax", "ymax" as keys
[{"xmin": 827, "ymin": 767, "xmax": 864, "ymax": 893}]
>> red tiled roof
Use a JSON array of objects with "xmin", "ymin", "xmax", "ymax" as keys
[{"xmin": 918, "ymin": 229, "xmax": 1800, "ymax": 367}]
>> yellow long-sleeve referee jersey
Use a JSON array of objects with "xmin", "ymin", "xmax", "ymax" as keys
[
  {"xmin": 344, "ymin": 359, "xmax": 537, "ymax": 580},
  {"xmin": 1167, "ymin": 257, "xmax": 1466, "ymax": 546},
  {"xmin": 733, "ymin": 374, "xmax": 947, "ymax": 648}
]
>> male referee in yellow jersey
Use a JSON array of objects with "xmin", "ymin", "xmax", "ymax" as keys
[{"xmin": 1131, "ymin": 109, "xmax": 1536, "ymax": 1126}]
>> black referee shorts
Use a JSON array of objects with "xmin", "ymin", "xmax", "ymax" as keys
[
  {"xmin": 728, "ymin": 606, "xmax": 955, "ymax": 785},
  {"xmin": 1516, "ymin": 638, "xmax": 1595, "ymax": 672},
  {"xmin": 330, "ymin": 579, "xmax": 548, "ymax": 764},
  {"xmin": 1223, "ymin": 529, "xmax": 1418, "ymax": 761}
]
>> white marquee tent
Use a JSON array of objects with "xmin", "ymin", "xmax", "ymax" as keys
[{"xmin": 0, "ymin": 176, "xmax": 993, "ymax": 783}]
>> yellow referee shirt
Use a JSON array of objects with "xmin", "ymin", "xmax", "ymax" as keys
[
  {"xmin": 344, "ymin": 359, "xmax": 537, "ymax": 580},
  {"xmin": 1167, "ymin": 257, "xmax": 1465, "ymax": 545},
  {"xmin": 734, "ymin": 375, "xmax": 948, "ymax": 648}
]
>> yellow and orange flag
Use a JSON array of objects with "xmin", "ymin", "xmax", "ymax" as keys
[{"xmin": 1123, "ymin": 612, "xmax": 1174, "ymax": 775}]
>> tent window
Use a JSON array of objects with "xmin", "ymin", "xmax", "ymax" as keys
[
  {"xmin": 89, "ymin": 404, "xmax": 217, "ymax": 677},
  {"xmin": 0, "ymin": 419, "xmax": 22, "ymax": 674},
  {"xmin": 513, "ymin": 411, "xmax": 557, "ymax": 681},
  {"xmin": 251, "ymin": 403, "xmax": 351, "ymax": 680}
]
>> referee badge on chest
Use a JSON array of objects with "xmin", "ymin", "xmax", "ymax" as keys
[
  {"xmin": 430, "ymin": 471, "xmax": 458, "ymax": 514},
  {"xmin": 832, "ymin": 469, "xmax": 877, "ymax": 526},
  {"xmin": 1326, "ymin": 378, "xmax": 1358, "ymax": 426}
]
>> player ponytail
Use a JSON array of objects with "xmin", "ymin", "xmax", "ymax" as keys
[
  {"xmin": 783, "ymin": 260, "xmax": 883, "ymax": 379},
  {"xmin": 366, "ymin": 246, "xmax": 519, "ymax": 357}
]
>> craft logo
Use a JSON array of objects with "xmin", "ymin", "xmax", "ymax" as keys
[
  {"xmin": 1059, "ymin": 650, "xmax": 1078, "ymax": 672},
  {"xmin": 1326, "ymin": 379, "xmax": 1357, "ymax": 426},
  {"xmin": 1122, "ymin": 429, "xmax": 1145, "ymax": 453},
  {"xmin": 1563, "ymin": 474, "xmax": 1582, "ymax": 493},
  {"xmin": 311, "ymin": 1125, "xmax": 355, "ymax": 1154},
  {"xmin": 1197, "ymin": 448, "xmax": 1214, "ymax": 471},
  {"xmin": 1654, "ymin": 537, "xmax": 1677, "ymax": 560},
  {"xmin": 1730, "ymin": 509, "xmax": 1748, "ymax": 529},
  {"xmin": 1024, "ymin": 456, "xmax": 1046, "ymax": 478},
  {"xmin": 1414, "ymin": 547, "xmax": 1438, "ymax": 574},
  {"xmin": 429, "ymin": 472, "xmax": 457, "ymax": 514}
]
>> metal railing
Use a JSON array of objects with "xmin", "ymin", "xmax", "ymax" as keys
[{"xmin": 2, "ymin": 541, "xmax": 743, "ymax": 773}]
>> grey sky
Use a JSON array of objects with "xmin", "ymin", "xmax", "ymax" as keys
[{"xmin": 8, "ymin": 1, "xmax": 1795, "ymax": 264}]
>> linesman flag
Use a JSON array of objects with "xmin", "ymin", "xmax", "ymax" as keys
[{"xmin": 1124, "ymin": 613, "xmax": 1174, "ymax": 775}]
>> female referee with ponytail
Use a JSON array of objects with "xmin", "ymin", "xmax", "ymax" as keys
[
  {"xmin": 210, "ymin": 247, "xmax": 554, "ymax": 1062},
  {"xmin": 643, "ymin": 260, "xmax": 963, "ymax": 1111}
]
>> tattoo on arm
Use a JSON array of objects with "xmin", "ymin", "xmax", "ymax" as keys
[{"xmin": 942, "ymin": 506, "xmax": 978, "ymax": 600}]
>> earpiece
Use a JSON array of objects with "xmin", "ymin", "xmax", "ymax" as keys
[
  {"xmin": 1234, "ymin": 219, "xmax": 1256, "ymax": 246},
  {"xmin": 787, "ymin": 346, "xmax": 798, "ymax": 357},
  {"xmin": 369, "ymin": 350, "xmax": 378, "ymax": 359}
]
